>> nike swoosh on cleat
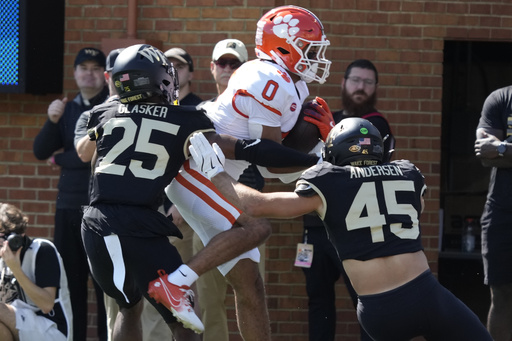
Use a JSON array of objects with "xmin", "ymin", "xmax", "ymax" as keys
[{"xmin": 151, "ymin": 279, "xmax": 182, "ymax": 307}]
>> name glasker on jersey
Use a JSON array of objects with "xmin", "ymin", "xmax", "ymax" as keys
[{"xmin": 118, "ymin": 104, "xmax": 168, "ymax": 118}]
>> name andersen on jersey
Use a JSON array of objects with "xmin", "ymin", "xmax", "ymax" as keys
[{"xmin": 349, "ymin": 164, "xmax": 404, "ymax": 179}]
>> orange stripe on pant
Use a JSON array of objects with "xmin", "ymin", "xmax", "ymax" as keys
[{"xmin": 175, "ymin": 162, "xmax": 242, "ymax": 226}]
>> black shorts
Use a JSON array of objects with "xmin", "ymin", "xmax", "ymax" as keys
[
  {"xmin": 357, "ymin": 270, "xmax": 492, "ymax": 341},
  {"xmin": 481, "ymin": 203, "xmax": 512, "ymax": 285},
  {"xmin": 82, "ymin": 205, "xmax": 183, "ymax": 323}
]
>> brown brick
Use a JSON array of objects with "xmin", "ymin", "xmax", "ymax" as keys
[{"xmin": 1, "ymin": 2, "xmax": 507, "ymax": 338}]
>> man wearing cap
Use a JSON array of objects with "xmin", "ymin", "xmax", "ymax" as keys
[
  {"xmin": 33, "ymin": 47, "xmax": 109, "ymax": 341},
  {"xmin": 190, "ymin": 38, "xmax": 265, "ymax": 341},
  {"xmin": 164, "ymin": 47, "xmax": 203, "ymax": 106},
  {"xmin": 210, "ymin": 39, "xmax": 248, "ymax": 96},
  {"xmin": 74, "ymin": 48, "xmax": 124, "ymax": 148}
]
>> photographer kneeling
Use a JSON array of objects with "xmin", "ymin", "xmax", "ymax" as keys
[{"xmin": 0, "ymin": 203, "xmax": 72, "ymax": 341}]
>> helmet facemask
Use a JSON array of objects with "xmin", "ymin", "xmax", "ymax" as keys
[{"xmin": 292, "ymin": 38, "xmax": 331, "ymax": 84}]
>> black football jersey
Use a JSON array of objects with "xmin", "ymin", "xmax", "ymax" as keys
[
  {"xmin": 295, "ymin": 160, "xmax": 426, "ymax": 261},
  {"xmin": 88, "ymin": 102, "xmax": 215, "ymax": 209}
]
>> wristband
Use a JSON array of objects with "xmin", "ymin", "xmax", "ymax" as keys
[
  {"xmin": 87, "ymin": 125, "xmax": 103, "ymax": 141},
  {"xmin": 87, "ymin": 128, "xmax": 98, "ymax": 141}
]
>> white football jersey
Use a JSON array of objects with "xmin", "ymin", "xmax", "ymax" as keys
[
  {"xmin": 205, "ymin": 59, "xmax": 310, "ymax": 179},
  {"xmin": 206, "ymin": 59, "xmax": 309, "ymax": 139}
]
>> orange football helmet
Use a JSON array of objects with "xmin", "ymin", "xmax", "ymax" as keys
[{"xmin": 255, "ymin": 6, "xmax": 331, "ymax": 84}]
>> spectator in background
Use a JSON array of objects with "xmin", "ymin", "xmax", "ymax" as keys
[
  {"xmin": 161, "ymin": 46, "xmax": 205, "ymax": 337},
  {"xmin": 33, "ymin": 47, "xmax": 108, "ymax": 341},
  {"xmin": 164, "ymin": 48, "xmax": 203, "ymax": 106},
  {"xmin": 202, "ymin": 39, "xmax": 265, "ymax": 190},
  {"xmin": 209, "ymin": 39, "xmax": 248, "ymax": 99},
  {"xmin": 0, "ymin": 203, "xmax": 73, "ymax": 341},
  {"xmin": 191, "ymin": 38, "xmax": 253, "ymax": 341},
  {"xmin": 74, "ymin": 48, "xmax": 124, "ymax": 149},
  {"xmin": 300, "ymin": 59, "xmax": 394, "ymax": 341},
  {"xmin": 338, "ymin": 59, "xmax": 395, "ymax": 156},
  {"xmin": 474, "ymin": 85, "xmax": 512, "ymax": 341}
]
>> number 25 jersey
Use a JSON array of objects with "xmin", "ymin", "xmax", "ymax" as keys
[
  {"xmin": 296, "ymin": 160, "xmax": 427, "ymax": 261},
  {"xmin": 88, "ymin": 102, "xmax": 215, "ymax": 209}
]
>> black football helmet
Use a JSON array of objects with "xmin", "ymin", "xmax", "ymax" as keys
[
  {"xmin": 322, "ymin": 117, "xmax": 383, "ymax": 166},
  {"xmin": 112, "ymin": 44, "xmax": 179, "ymax": 104}
]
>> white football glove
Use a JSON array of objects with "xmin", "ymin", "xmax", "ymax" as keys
[{"xmin": 189, "ymin": 132, "xmax": 226, "ymax": 180}]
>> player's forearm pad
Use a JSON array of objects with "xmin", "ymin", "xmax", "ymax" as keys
[{"xmin": 235, "ymin": 138, "xmax": 320, "ymax": 167}]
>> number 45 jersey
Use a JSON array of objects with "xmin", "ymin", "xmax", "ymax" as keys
[
  {"xmin": 295, "ymin": 160, "xmax": 427, "ymax": 262},
  {"xmin": 87, "ymin": 101, "xmax": 215, "ymax": 209}
]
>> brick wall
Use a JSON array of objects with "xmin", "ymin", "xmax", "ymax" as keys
[{"xmin": 2, "ymin": 1, "xmax": 512, "ymax": 340}]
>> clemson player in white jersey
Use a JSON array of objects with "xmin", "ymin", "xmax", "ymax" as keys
[
  {"xmin": 149, "ymin": 6, "xmax": 333, "ymax": 340},
  {"xmin": 206, "ymin": 59, "xmax": 312, "ymax": 179}
]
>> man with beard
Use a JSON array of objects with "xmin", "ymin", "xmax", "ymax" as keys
[
  {"xmin": 338, "ymin": 59, "xmax": 395, "ymax": 158},
  {"xmin": 299, "ymin": 59, "xmax": 394, "ymax": 341}
]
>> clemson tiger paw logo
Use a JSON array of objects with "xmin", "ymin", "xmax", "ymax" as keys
[{"xmin": 273, "ymin": 14, "xmax": 300, "ymax": 41}]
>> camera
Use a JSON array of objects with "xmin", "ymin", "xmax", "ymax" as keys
[{"xmin": 7, "ymin": 234, "xmax": 24, "ymax": 252}]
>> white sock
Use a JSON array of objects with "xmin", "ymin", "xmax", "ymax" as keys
[{"xmin": 167, "ymin": 264, "xmax": 198, "ymax": 287}]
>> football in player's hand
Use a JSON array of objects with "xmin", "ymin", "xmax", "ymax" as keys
[{"xmin": 282, "ymin": 104, "xmax": 322, "ymax": 153}]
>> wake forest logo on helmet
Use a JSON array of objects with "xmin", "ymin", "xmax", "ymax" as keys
[
  {"xmin": 138, "ymin": 46, "xmax": 168, "ymax": 65},
  {"xmin": 115, "ymin": 46, "xmax": 170, "ymax": 104}
]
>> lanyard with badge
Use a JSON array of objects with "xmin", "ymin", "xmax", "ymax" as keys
[{"xmin": 294, "ymin": 229, "xmax": 314, "ymax": 268}]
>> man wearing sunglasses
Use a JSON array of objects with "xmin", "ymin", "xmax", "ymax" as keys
[
  {"xmin": 209, "ymin": 39, "xmax": 247, "ymax": 97},
  {"xmin": 193, "ymin": 38, "xmax": 266, "ymax": 341},
  {"xmin": 197, "ymin": 38, "xmax": 248, "ymax": 341}
]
